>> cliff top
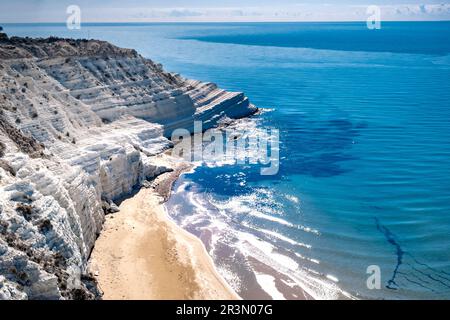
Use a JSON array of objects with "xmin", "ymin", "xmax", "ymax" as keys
[{"xmin": 0, "ymin": 31, "xmax": 138, "ymax": 60}]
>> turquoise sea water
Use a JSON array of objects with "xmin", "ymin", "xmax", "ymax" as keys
[{"xmin": 4, "ymin": 22, "xmax": 450, "ymax": 299}]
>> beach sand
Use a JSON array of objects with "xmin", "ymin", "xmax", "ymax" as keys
[{"xmin": 89, "ymin": 156, "xmax": 239, "ymax": 300}]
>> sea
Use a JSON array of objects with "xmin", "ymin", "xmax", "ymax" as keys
[{"xmin": 4, "ymin": 21, "xmax": 450, "ymax": 300}]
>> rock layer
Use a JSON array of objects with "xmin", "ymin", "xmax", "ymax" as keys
[{"xmin": 0, "ymin": 33, "xmax": 256, "ymax": 299}]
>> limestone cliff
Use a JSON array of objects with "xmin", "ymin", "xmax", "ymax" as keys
[{"xmin": 0, "ymin": 32, "xmax": 256, "ymax": 300}]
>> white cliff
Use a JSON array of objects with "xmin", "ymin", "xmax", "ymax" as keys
[{"xmin": 0, "ymin": 33, "xmax": 256, "ymax": 299}]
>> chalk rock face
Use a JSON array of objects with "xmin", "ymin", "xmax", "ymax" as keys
[{"xmin": 0, "ymin": 35, "xmax": 256, "ymax": 299}]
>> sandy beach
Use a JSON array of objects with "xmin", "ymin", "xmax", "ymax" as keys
[{"xmin": 88, "ymin": 156, "xmax": 238, "ymax": 300}]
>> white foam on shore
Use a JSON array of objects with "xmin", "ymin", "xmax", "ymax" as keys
[
  {"xmin": 294, "ymin": 252, "xmax": 320, "ymax": 265},
  {"xmin": 175, "ymin": 181, "xmax": 190, "ymax": 193},
  {"xmin": 235, "ymin": 229, "xmax": 346, "ymax": 300},
  {"xmin": 216, "ymin": 265, "xmax": 243, "ymax": 293},
  {"xmin": 326, "ymin": 274, "xmax": 339, "ymax": 283},
  {"xmin": 209, "ymin": 189, "xmax": 319, "ymax": 236},
  {"xmin": 258, "ymin": 228, "xmax": 312, "ymax": 249},
  {"xmin": 272, "ymin": 252, "xmax": 299, "ymax": 270},
  {"xmin": 238, "ymin": 232, "xmax": 276, "ymax": 256},
  {"xmin": 166, "ymin": 174, "xmax": 356, "ymax": 300},
  {"xmin": 254, "ymin": 273, "xmax": 286, "ymax": 300},
  {"xmin": 248, "ymin": 210, "xmax": 294, "ymax": 227}
]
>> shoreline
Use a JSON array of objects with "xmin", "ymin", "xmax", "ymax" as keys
[{"xmin": 88, "ymin": 154, "xmax": 239, "ymax": 300}]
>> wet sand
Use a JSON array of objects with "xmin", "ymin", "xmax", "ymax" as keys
[{"xmin": 89, "ymin": 156, "xmax": 239, "ymax": 300}]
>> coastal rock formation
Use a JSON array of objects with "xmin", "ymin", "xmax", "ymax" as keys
[{"xmin": 0, "ymin": 32, "xmax": 256, "ymax": 300}]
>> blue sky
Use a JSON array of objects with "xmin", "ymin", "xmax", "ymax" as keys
[{"xmin": 1, "ymin": 0, "xmax": 450, "ymax": 22}]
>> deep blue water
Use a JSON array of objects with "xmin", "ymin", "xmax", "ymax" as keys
[{"xmin": 4, "ymin": 22, "xmax": 450, "ymax": 299}]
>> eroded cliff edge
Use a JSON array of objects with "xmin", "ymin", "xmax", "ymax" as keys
[{"xmin": 0, "ymin": 32, "xmax": 256, "ymax": 299}]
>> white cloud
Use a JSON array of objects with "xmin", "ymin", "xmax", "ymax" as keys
[
  {"xmin": 2, "ymin": 2, "xmax": 450, "ymax": 22},
  {"xmin": 83, "ymin": 4, "xmax": 450, "ymax": 22},
  {"xmin": 378, "ymin": 3, "xmax": 450, "ymax": 19}
]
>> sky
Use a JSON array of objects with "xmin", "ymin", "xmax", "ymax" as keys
[{"xmin": 0, "ymin": 0, "xmax": 450, "ymax": 23}]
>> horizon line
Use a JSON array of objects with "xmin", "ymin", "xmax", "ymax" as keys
[{"xmin": 2, "ymin": 19, "xmax": 450, "ymax": 25}]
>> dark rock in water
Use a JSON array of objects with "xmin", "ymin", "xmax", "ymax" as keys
[{"xmin": 0, "ymin": 27, "xmax": 7, "ymax": 41}]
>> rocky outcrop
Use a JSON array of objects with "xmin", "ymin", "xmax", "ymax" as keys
[
  {"xmin": 0, "ymin": 34, "xmax": 256, "ymax": 300},
  {"xmin": 0, "ymin": 112, "xmax": 44, "ymax": 157}
]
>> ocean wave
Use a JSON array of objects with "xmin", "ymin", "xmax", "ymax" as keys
[{"xmin": 165, "ymin": 178, "xmax": 353, "ymax": 300}]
